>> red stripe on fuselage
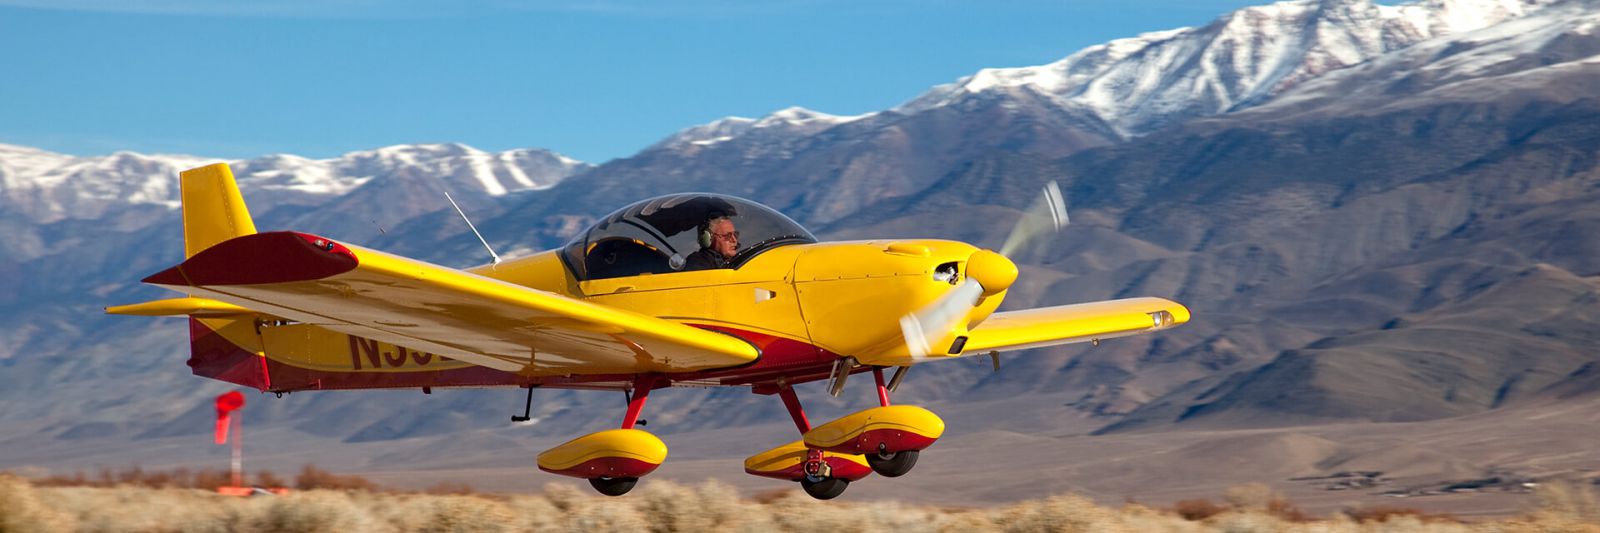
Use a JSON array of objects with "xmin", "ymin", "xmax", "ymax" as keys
[{"xmin": 187, "ymin": 318, "xmax": 270, "ymax": 390}]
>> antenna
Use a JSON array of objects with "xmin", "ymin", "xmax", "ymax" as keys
[{"xmin": 445, "ymin": 192, "xmax": 502, "ymax": 265}]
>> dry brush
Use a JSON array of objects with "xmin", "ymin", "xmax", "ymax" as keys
[{"xmin": 4, "ymin": 473, "xmax": 1599, "ymax": 532}]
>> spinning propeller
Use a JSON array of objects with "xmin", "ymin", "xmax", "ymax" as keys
[{"xmin": 899, "ymin": 181, "xmax": 1070, "ymax": 358}]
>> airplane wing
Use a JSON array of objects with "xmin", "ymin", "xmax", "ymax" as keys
[
  {"xmin": 140, "ymin": 231, "xmax": 760, "ymax": 375},
  {"xmin": 959, "ymin": 297, "xmax": 1190, "ymax": 355}
]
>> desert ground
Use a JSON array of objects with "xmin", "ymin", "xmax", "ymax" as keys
[
  {"xmin": 8, "ymin": 473, "xmax": 1600, "ymax": 532},
  {"xmin": 8, "ymin": 390, "xmax": 1600, "ymax": 522}
]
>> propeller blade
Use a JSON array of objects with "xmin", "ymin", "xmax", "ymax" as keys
[
  {"xmin": 998, "ymin": 181, "xmax": 1069, "ymax": 257},
  {"xmin": 899, "ymin": 278, "xmax": 985, "ymax": 358}
]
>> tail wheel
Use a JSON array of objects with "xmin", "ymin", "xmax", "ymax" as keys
[
  {"xmin": 589, "ymin": 476, "xmax": 638, "ymax": 497},
  {"xmin": 800, "ymin": 476, "xmax": 849, "ymax": 500},
  {"xmin": 866, "ymin": 449, "xmax": 919, "ymax": 477}
]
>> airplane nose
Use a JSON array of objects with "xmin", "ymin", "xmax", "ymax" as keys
[{"xmin": 966, "ymin": 249, "xmax": 1017, "ymax": 297}]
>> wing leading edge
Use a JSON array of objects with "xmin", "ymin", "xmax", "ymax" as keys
[
  {"xmin": 142, "ymin": 231, "xmax": 760, "ymax": 375},
  {"xmin": 959, "ymin": 297, "xmax": 1190, "ymax": 356}
]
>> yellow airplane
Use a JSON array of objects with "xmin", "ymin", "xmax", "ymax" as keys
[{"xmin": 109, "ymin": 163, "xmax": 1189, "ymax": 499}]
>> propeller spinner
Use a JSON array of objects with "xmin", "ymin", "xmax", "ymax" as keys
[{"xmin": 899, "ymin": 181, "xmax": 1070, "ymax": 358}]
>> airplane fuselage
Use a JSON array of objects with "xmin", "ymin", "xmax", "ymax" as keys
[{"xmin": 190, "ymin": 239, "xmax": 1000, "ymax": 394}]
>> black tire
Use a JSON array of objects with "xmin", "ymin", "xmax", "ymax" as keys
[
  {"xmin": 589, "ymin": 476, "xmax": 638, "ymax": 497},
  {"xmin": 800, "ymin": 476, "xmax": 849, "ymax": 500},
  {"xmin": 866, "ymin": 449, "xmax": 919, "ymax": 477}
]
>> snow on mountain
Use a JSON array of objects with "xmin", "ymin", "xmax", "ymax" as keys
[
  {"xmin": 898, "ymin": 0, "xmax": 1557, "ymax": 136},
  {"xmin": 650, "ymin": 107, "xmax": 869, "ymax": 151},
  {"xmin": 0, "ymin": 143, "xmax": 590, "ymax": 223},
  {"xmin": 228, "ymin": 153, "xmax": 356, "ymax": 197},
  {"xmin": 651, "ymin": 117, "xmax": 757, "ymax": 150},
  {"xmin": 1248, "ymin": 0, "xmax": 1600, "ymax": 117},
  {"xmin": 0, "ymin": 147, "xmax": 212, "ymax": 222},
  {"xmin": 0, "ymin": 144, "xmax": 73, "ymax": 181},
  {"xmin": 322, "ymin": 143, "xmax": 581, "ymax": 197}
]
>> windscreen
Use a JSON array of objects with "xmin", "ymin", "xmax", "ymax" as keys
[{"xmin": 561, "ymin": 193, "xmax": 816, "ymax": 281}]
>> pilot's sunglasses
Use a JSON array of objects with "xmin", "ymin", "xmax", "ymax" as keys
[{"xmin": 713, "ymin": 231, "xmax": 740, "ymax": 240}]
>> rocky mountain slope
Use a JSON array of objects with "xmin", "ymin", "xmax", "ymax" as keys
[{"xmin": 507, "ymin": 0, "xmax": 1557, "ymax": 232}]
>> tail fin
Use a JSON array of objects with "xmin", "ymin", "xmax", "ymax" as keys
[{"xmin": 181, "ymin": 163, "xmax": 256, "ymax": 258}]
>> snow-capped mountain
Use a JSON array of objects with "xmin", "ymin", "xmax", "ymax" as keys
[
  {"xmin": 1241, "ymin": 0, "xmax": 1600, "ymax": 119},
  {"xmin": 899, "ymin": 0, "xmax": 1556, "ymax": 136},
  {"xmin": 0, "ymin": 143, "xmax": 589, "ymax": 224},
  {"xmin": 649, "ymin": 107, "xmax": 869, "ymax": 151},
  {"xmin": 0, "ymin": 145, "xmax": 212, "ymax": 222},
  {"xmin": 638, "ymin": 0, "xmax": 1557, "ymax": 169},
  {"xmin": 308, "ymin": 143, "xmax": 584, "ymax": 197}
]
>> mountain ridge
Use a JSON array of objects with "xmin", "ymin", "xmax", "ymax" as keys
[{"xmin": 0, "ymin": 142, "xmax": 589, "ymax": 225}]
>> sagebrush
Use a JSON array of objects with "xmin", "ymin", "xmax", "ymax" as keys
[{"xmin": 4, "ymin": 473, "xmax": 1599, "ymax": 532}]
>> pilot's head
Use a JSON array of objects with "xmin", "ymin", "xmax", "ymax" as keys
[{"xmin": 700, "ymin": 216, "xmax": 739, "ymax": 259}]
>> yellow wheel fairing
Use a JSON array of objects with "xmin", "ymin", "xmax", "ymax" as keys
[
  {"xmin": 537, "ymin": 428, "xmax": 668, "ymax": 474},
  {"xmin": 802, "ymin": 405, "xmax": 946, "ymax": 451},
  {"xmin": 743, "ymin": 440, "xmax": 872, "ymax": 482}
]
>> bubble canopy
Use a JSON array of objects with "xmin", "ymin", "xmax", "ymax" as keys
[{"xmin": 561, "ymin": 193, "xmax": 818, "ymax": 281}]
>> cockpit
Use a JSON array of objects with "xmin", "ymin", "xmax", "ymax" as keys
[{"xmin": 561, "ymin": 194, "xmax": 817, "ymax": 281}]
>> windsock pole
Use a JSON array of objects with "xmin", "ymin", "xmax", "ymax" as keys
[
  {"xmin": 213, "ymin": 391, "xmax": 247, "ymax": 493},
  {"xmin": 231, "ymin": 413, "xmax": 242, "ymax": 488}
]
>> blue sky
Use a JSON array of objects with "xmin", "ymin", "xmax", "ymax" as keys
[{"xmin": 0, "ymin": 1, "xmax": 1265, "ymax": 163}]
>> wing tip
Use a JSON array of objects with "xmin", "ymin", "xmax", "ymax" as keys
[
  {"xmin": 143, "ymin": 265, "xmax": 190, "ymax": 287},
  {"xmin": 169, "ymin": 231, "xmax": 358, "ymax": 286}
]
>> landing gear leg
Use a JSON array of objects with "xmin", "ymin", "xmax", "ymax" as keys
[
  {"xmin": 579, "ymin": 375, "xmax": 659, "ymax": 497},
  {"xmin": 777, "ymin": 382, "xmax": 811, "ymax": 434},
  {"xmin": 778, "ymin": 382, "xmax": 853, "ymax": 500},
  {"xmin": 621, "ymin": 375, "xmax": 656, "ymax": 430},
  {"xmin": 863, "ymin": 366, "xmax": 921, "ymax": 477},
  {"xmin": 872, "ymin": 366, "xmax": 890, "ymax": 407}
]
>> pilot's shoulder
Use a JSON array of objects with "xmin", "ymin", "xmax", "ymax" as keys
[{"xmin": 683, "ymin": 249, "xmax": 717, "ymax": 270}]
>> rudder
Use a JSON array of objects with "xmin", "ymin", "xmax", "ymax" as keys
[{"xmin": 181, "ymin": 163, "xmax": 256, "ymax": 258}]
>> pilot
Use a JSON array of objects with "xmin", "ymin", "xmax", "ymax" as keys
[{"xmin": 684, "ymin": 216, "xmax": 739, "ymax": 270}]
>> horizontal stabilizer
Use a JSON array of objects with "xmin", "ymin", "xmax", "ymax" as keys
[{"xmin": 105, "ymin": 297, "xmax": 256, "ymax": 317}]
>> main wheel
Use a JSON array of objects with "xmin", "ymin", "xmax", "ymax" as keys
[
  {"xmin": 589, "ymin": 476, "xmax": 638, "ymax": 497},
  {"xmin": 866, "ymin": 449, "xmax": 919, "ymax": 477},
  {"xmin": 800, "ymin": 476, "xmax": 849, "ymax": 500}
]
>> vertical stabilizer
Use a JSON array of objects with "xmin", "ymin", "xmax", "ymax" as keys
[{"xmin": 181, "ymin": 163, "xmax": 257, "ymax": 258}]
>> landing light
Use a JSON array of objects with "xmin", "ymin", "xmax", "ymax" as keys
[{"xmin": 1151, "ymin": 311, "xmax": 1174, "ymax": 328}]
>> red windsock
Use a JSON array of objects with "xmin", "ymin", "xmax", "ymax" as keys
[{"xmin": 214, "ymin": 391, "xmax": 245, "ymax": 445}]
